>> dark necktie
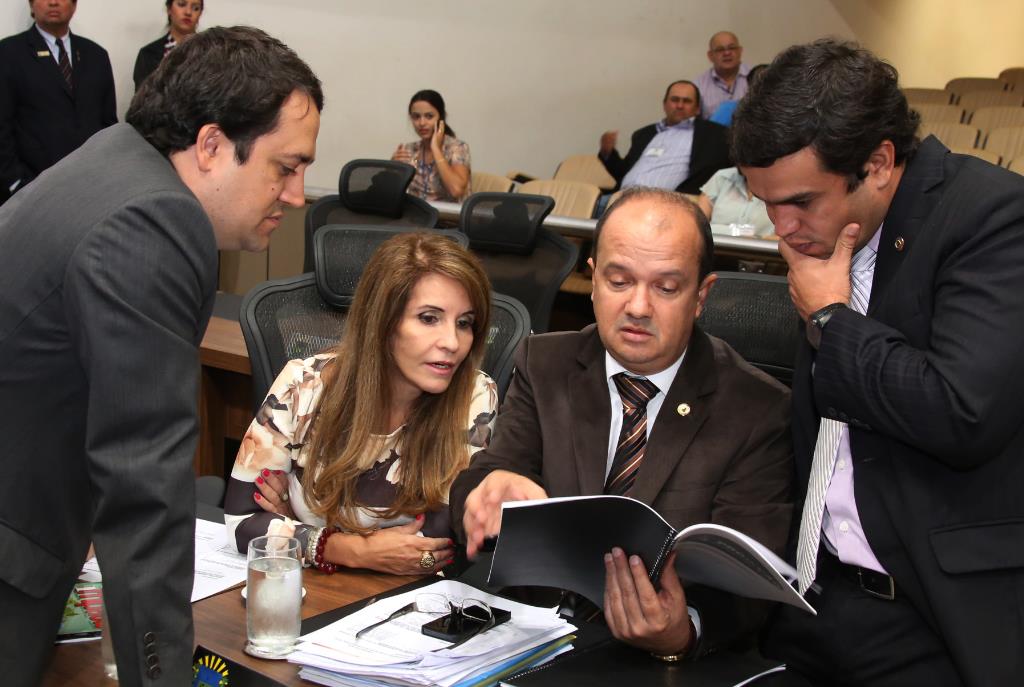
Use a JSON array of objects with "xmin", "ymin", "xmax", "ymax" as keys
[
  {"xmin": 604, "ymin": 373, "xmax": 660, "ymax": 495},
  {"xmin": 56, "ymin": 37, "xmax": 72, "ymax": 90}
]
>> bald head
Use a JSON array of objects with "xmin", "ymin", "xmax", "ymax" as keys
[{"xmin": 707, "ymin": 31, "xmax": 742, "ymax": 77}]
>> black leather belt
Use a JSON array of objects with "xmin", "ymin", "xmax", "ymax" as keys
[{"xmin": 833, "ymin": 558, "xmax": 896, "ymax": 601}]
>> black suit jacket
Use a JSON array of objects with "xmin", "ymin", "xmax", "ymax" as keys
[
  {"xmin": 599, "ymin": 118, "xmax": 731, "ymax": 195},
  {"xmin": 0, "ymin": 124, "xmax": 218, "ymax": 685},
  {"xmin": 0, "ymin": 26, "xmax": 116, "ymax": 193},
  {"xmin": 451, "ymin": 324, "xmax": 794, "ymax": 654},
  {"xmin": 133, "ymin": 34, "xmax": 167, "ymax": 91},
  {"xmin": 792, "ymin": 136, "xmax": 1024, "ymax": 686}
]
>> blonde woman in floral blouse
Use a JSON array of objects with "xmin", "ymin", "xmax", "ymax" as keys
[
  {"xmin": 224, "ymin": 233, "xmax": 496, "ymax": 576},
  {"xmin": 392, "ymin": 90, "xmax": 471, "ymax": 202}
]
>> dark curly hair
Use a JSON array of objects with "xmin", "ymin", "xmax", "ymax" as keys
[
  {"xmin": 731, "ymin": 39, "xmax": 919, "ymax": 191},
  {"xmin": 126, "ymin": 26, "xmax": 323, "ymax": 164}
]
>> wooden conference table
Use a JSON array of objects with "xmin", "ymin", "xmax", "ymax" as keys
[{"xmin": 43, "ymin": 566, "xmax": 412, "ymax": 686}]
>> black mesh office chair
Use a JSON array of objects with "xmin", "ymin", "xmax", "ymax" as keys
[
  {"xmin": 303, "ymin": 159, "xmax": 440, "ymax": 271},
  {"xmin": 482, "ymin": 294, "xmax": 530, "ymax": 401},
  {"xmin": 459, "ymin": 192, "xmax": 578, "ymax": 333},
  {"xmin": 239, "ymin": 273, "xmax": 348, "ymax": 410},
  {"xmin": 314, "ymin": 225, "xmax": 468, "ymax": 308},
  {"xmin": 697, "ymin": 271, "xmax": 801, "ymax": 386}
]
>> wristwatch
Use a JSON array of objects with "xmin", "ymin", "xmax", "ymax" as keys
[{"xmin": 806, "ymin": 303, "xmax": 847, "ymax": 350}]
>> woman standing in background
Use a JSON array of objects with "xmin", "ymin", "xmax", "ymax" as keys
[
  {"xmin": 392, "ymin": 90, "xmax": 472, "ymax": 202},
  {"xmin": 133, "ymin": 0, "xmax": 203, "ymax": 90}
]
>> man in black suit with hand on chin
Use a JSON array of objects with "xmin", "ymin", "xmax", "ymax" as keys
[
  {"xmin": 0, "ymin": 0, "xmax": 116, "ymax": 201},
  {"xmin": 733, "ymin": 39, "xmax": 1024, "ymax": 686}
]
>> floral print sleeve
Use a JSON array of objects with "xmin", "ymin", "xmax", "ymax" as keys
[
  {"xmin": 224, "ymin": 363, "xmax": 496, "ymax": 552},
  {"xmin": 467, "ymin": 370, "xmax": 497, "ymax": 455},
  {"xmin": 223, "ymin": 354, "xmax": 332, "ymax": 552}
]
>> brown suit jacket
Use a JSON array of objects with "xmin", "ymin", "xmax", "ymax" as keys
[{"xmin": 450, "ymin": 324, "xmax": 793, "ymax": 653}]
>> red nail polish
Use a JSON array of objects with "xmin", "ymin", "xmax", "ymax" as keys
[
  {"xmin": 256, "ymin": 476, "xmax": 264, "ymax": 484},
  {"xmin": 444, "ymin": 558, "xmax": 454, "ymax": 566},
  {"xmin": 416, "ymin": 514, "xmax": 424, "ymax": 521},
  {"xmin": 274, "ymin": 470, "xmax": 283, "ymax": 475},
  {"xmin": 254, "ymin": 493, "xmax": 261, "ymax": 501},
  {"xmin": 262, "ymin": 468, "xmax": 270, "ymax": 476}
]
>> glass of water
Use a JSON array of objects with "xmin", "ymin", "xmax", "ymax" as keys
[{"xmin": 244, "ymin": 535, "xmax": 302, "ymax": 659}]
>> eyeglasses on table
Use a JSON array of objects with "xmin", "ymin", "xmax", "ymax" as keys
[{"xmin": 354, "ymin": 593, "xmax": 496, "ymax": 650}]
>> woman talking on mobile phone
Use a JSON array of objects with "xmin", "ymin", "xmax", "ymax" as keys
[{"xmin": 391, "ymin": 90, "xmax": 471, "ymax": 202}]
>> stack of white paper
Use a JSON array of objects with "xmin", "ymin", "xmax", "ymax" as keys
[{"xmin": 290, "ymin": 579, "xmax": 575, "ymax": 687}]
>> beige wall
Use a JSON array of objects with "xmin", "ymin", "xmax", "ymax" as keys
[
  {"xmin": 4, "ymin": 1, "xmax": 1020, "ymax": 183},
  {"xmin": 831, "ymin": 0, "xmax": 1024, "ymax": 87},
  {"xmin": 1, "ymin": 1, "xmax": 856, "ymax": 192}
]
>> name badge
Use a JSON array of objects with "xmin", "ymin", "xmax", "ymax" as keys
[
  {"xmin": 37, "ymin": 51, "xmax": 51, "ymax": 57},
  {"xmin": 644, "ymin": 147, "xmax": 665, "ymax": 157}
]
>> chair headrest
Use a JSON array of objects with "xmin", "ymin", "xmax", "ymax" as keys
[
  {"xmin": 459, "ymin": 192, "xmax": 555, "ymax": 255},
  {"xmin": 313, "ymin": 225, "xmax": 470, "ymax": 308},
  {"xmin": 339, "ymin": 159, "xmax": 416, "ymax": 219}
]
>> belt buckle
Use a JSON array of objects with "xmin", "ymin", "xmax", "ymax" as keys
[{"xmin": 857, "ymin": 568, "xmax": 895, "ymax": 601}]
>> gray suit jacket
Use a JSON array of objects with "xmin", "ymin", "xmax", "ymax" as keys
[
  {"xmin": 451, "ymin": 324, "xmax": 794, "ymax": 653},
  {"xmin": 0, "ymin": 124, "xmax": 217, "ymax": 685}
]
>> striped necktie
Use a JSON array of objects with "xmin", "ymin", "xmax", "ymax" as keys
[
  {"xmin": 796, "ymin": 245, "xmax": 877, "ymax": 594},
  {"xmin": 55, "ymin": 37, "xmax": 72, "ymax": 90},
  {"xmin": 604, "ymin": 373, "xmax": 660, "ymax": 496}
]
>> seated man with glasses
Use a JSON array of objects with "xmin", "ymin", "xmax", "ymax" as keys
[{"xmin": 694, "ymin": 31, "xmax": 750, "ymax": 121}]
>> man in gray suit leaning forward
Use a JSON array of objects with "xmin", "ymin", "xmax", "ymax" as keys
[
  {"xmin": 0, "ymin": 27, "xmax": 322, "ymax": 686},
  {"xmin": 451, "ymin": 187, "xmax": 793, "ymax": 661}
]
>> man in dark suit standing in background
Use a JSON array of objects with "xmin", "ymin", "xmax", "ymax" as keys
[
  {"xmin": 598, "ymin": 81, "xmax": 731, "ymax": 196},
  {"xmin": 0, "ymin": 27, "xmax": 322, "ymax": 686},
  {"xmin": 732, "ymin": 39, "xmax": 1024, "ymax": 686},
  {"xmin": 0, "ymin": 0, "xmax": 117, "ymax": 203},
  {"xmin": 451, "ymin": 186, "xmax": 792, "ymax": 661}
]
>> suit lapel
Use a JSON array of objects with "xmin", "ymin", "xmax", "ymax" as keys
[
  {"xmin": 68, "ymin": 32, "xmax": 82, "ymax": 96},
  {"xmin": 630, "ymin": 328, "xmax": 715, "ymax": 506},
  {"xmin": 25, "ymin": 27, "xmax": 72, "ymax": 98},
  {"xmin": 569, "ymin": 326, "xmax": 615, "ymax": 496},
  {"xmin": 870, "ymin": 137, "xmax": 947, "ymax": 313}
]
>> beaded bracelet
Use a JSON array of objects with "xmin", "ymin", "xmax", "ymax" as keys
[{"xmin": 313, "ymin": 526, "xmax": 340, "ymax": 574}]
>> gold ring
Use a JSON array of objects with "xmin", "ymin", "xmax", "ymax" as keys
[{"xmin": 419, "ymin": 550, "xmax": 436, "ymax": 569}]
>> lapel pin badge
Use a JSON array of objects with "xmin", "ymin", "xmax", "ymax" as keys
[
  {"xmin": 677, "ymin": 403, "xmax": 691, "ymax": 417},
  {"xmin": 37, "ymin": 51, "xmax": 50, "ymax": 57}
]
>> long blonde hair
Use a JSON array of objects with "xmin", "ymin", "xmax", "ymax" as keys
[{"xmin": 302, "ymin": 233, "xmax": 491, "ymax": 532}]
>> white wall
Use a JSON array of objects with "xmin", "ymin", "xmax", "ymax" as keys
[
  {"xmin": 832, "ymin": 0, "xmax": 1024, "ymax": 88},
  {"xmin": 2, "ymin": 1, "xmax": 858, "ymax": 191}
]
